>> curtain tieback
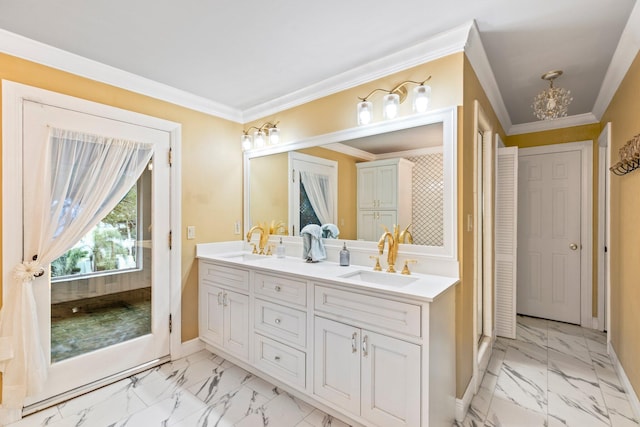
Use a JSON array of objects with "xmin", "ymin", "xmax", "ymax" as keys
[{"xmin": 14, "ymin": 260, "xmax": 45, "ymax": 283}]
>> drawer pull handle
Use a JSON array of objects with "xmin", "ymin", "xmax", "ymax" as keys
[
  {"xmin": 222, "ymin": 293, "xmax": 228, "ymax": 307},
  {"xmin": 275, "ymin": 285, "xmax": 282, "ymax": 292},
  {"xmin": 217, "ymin": 292, "xmax": 223, "ymax": 305},
  {"xmin": 275, "ymin": 318, "xmax": 281, "ymax": 324},
  {"xmin": 362, "ymin": 335, "xmax": 369, "ymax": 357},
  {"xmin": 351, "ymin": 332, "xmax": 357, "ymax": 353},
  {"xmin": 274, "ymin": 355, "xmax": 281, "ymax": 362}
]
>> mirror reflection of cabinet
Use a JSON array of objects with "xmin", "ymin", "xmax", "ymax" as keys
[{"xmin": 356, "ymin": 158, "xmax": 413, "ymax": 241}]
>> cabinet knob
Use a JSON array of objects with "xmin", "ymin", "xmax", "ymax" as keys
[
  {"xmin": 274, "ymin": 355, "xmax": 281, "ymax": 362},
  {"xmin": 275, "ymin": 285, "xmax": 281, "ymax": 292},
  {"xmin": 275, "ymin": 318, "xmax": 281, "ymax": 324}
]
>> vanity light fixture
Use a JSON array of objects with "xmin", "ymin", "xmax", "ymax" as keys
[
  {"xmin": 532, "ymin": 70, "xmax": 573, "ymax": 120},
  {"xmin": 241, "ymin": 121, "xmax": 280, "ymax": 151},
  {"xmin": 357, "ymin": 76, "xmax": 431, "ymax": 125}
]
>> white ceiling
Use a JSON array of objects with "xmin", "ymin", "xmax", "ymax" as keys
[{"xmin": 0, "ymin": 0, "xmax": 636, "ymax": 128}]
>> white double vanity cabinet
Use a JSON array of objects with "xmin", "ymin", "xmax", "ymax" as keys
[{"xmin": 197, "ymin": 242, "xmax": 458, "ymax": 427}]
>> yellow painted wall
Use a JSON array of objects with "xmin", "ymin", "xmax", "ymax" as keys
[
  {"xmin": 461, "ymin": 55, "xmax": 506, "ymax": 397},
  {"xmin": 600, "ymin": 50, "xmax": 640, "ymax": 398},
  {"xmin": 506, "ymin": 124, "xmax": 601, "ymax": 316},
  {"xmin": 0, "ymin": 53, "xmax": 243, "ymax": 351}
]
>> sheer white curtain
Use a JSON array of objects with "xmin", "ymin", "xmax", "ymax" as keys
[
  {"xmin": 300, "ymin": 170, "xmax": 334, "ymax": 226},
  {"xmin": 0, "ymin": 127, "xmax": 153, "ymax": 419}
]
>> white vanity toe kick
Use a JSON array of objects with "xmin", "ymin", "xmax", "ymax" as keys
[{"xmin": 197, "ymin": 252, "xmax": 458, "ymax": 302}]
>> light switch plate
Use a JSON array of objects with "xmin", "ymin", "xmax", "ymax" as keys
[{"xmin": 187, "ymin": 225, "xmax": 196, "ymax": 239}]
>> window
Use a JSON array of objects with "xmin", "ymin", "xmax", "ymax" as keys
[{"xmin": 51, "ymin": 180, "xmax": 142, "ymax": 280}]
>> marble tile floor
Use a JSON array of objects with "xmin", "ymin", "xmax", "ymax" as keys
[
  {"xmin": 9, "ymin": 316, "xmax": 639, "ymax": 427},
  {"xmin": 458, "ymin": 315, "xmax": 639, "ymax": 427}
]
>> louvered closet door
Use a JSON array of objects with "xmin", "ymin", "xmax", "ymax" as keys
[{"xmin": 495, "ymin": 146, "xmax": 518, "ymax": 338}]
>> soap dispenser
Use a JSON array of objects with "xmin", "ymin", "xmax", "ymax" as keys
[
  {"xmin": 339, "ymin": 242, "xmax": 350, "ymax": 266},
  {"xmin": 276, "ymin": 238, "xmax": 286, "ymax": 258}
]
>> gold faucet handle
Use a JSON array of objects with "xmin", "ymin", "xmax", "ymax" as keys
[
  {"xmin": 369, "ymin": 255, "xmax": 382, "ymax": 271},
  {"xmin": 401, "ymin": 259, "xmax": 418, "ymax": 275},
  {"xmin": 250, "ymin": 243, "xmax": 258, "ymax": 254},
  {"xmin": 266, "ymin": 244, "xmax": 275, "ymax": 256}
]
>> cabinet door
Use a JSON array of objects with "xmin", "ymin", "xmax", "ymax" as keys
[
  {"xmin": 377, "ymin": 164, "xmax": 398, "ymax": 209},
  {"xmin": 357, "ymin": 210, "xmax": 379, "ymax": 241},
  {"xmin": 357, "ymin": 166, "xmax": 377, "ymax": 209},
  {"xmin": 199, "ymin": 283, "xmax": 224, "ymax": 347},
  {"xmin": 361, "ymin": 331, "xmax": 421, "ymax": 427},
  {"xmin": 378, "ymin": 210, "xmax": 397, "ymax": 234},
  {"xmin": 224, "ymin": 290, "xmax": 250, "ymax": 360},
  {"xmin": 313, "ymin": 317, "xmax": 361, "ymax": 415}
]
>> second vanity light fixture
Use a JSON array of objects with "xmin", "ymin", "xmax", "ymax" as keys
[
  {"xmin": 241, "ymin": 121, "xmax": 280, "ymax": 151},
  {"xmin": 357, "ymin": 76, "xmax": 431, "ymax": 125}
]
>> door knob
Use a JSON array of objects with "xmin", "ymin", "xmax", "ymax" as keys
[{"xmin": 569, "ymin": 243, "xmax": 578, "ymax": 250}]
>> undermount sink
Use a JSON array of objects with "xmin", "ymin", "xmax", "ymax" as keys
[
  {"xmin": 339, "ymin": 270, "xmax": 419, "ymax": 286},
  {"xmin": 220, "ymin": 252, "xmax": 266, "ymax": 262}
]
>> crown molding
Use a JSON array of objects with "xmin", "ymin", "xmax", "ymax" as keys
[
  {"xmin": 464, "ymin": 20, "xmax": 512, "ymax": 134},
  {"xmin": 241, "ymin": 22, "xmax": 472, "ymax": 123},
  {"xmin": 592, "ymin": 1, "xmax": 640, "ymax": 120},
  {"xmin": 0, "ymin": 29, "xmax": 243, "ymax": 123},
  {"xmin": 508, "ymin": 112, "xmax": 598, "ymax": 135}
]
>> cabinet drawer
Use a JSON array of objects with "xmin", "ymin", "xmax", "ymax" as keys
[
  {"xmin": 314, "ymin": 285, "xmax": 421, "ymax": 337},
  {"xmin": 200, "ymin": 261, "xmax": 249, "ymax": 291},
  {"xmin": 253, "ymin": 273, "xmax": 307, "ymax": 307},
  {"xmin": 255, "ymin": 299, "xmax": 307, "ymax": 348},
  {"xmin": 253, "ymin": 334, "xmax": 306, "ymax": 388}
]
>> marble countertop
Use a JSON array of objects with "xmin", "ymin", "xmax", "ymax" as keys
[{"xmin": 196, "ymin": 242, "xmax": 458, "ymax": 303}]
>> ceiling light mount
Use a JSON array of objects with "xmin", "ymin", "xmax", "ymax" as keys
[
  {"xmin": 357, "ymin": 76, "xmax": 432, "ymax": 125},
  {"xmin": 532, "ymin": 69, "xmax": 573, "ymax": 121}
]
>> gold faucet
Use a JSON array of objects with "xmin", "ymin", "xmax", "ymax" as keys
[
  {"xmin": 378, "ymin": 225, "xmax": 399, "ymax": 273},
  {"xmin": 399, "ymin": 224, "xmax": 414, "ymax": 244},
  {"xmin": 246, "ymin": 225, "xmax": 270, "ymax": 255}
]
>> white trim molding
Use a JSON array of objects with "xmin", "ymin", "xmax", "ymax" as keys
[
  {"xmin": 242, "ymin": 22, "xmax": 471, "ymax": 122},
  {"xmin": 509, "ymin": 113, "xmax": 599, "ymax": 136},
  {"xmin": 180, "ymin": 338, "xmax": 206, "ymax": 358},
  {"xmin": 608, "ymin": 342, "xmax": 640, "ymax": 421},
  {"xmin": 456, "ymin": 377, "xmax": 476, "ymax": 422},
  {"xmin": 465, "ymin": 21, "xmax": 512, "ymax": 134},
  {"xmin": 0, "ymin": 28, "xmax": 243, "ymax": 123},
  {"xmin": 592, "ymin": 1, "xmax": 640, "ymax": 120}
]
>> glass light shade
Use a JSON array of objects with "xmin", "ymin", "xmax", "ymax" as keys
[
  {"xmin": 357, "ymin": 100, "xmax": 373, "ymax": 125},
  {"xmin": 253, "ymin": 130, "xmax": 266, "ymax": 148},
  {"xmin": 413, "ymin": 85, "xmax": 431, "ymax": 113},
  {"xmin": 241, "ymin": 133, "xmax": 253, "ymax": 151},
  {"xmin": 382, "ymin": 93, "xmax": 400, "ymax": 120},
  {"xmin": 267, "ymin": 127, "xmax": 280, "ymax": 145}
]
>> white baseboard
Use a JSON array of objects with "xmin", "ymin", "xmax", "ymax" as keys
[
  {"xmin": 456, "ymin": 377, "xmax": 475, "ymax": 422},
  {"xmin": 608, "ymin": 342, "xmax": 640, "ymax": 420},
  {"xmin": 180, "ymin": 337, "xmax": 205, "ymax": 358}
]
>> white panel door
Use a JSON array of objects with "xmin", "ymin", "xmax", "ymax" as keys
[
  {"xmin": 495, "ymin": 146, "xmax": 518, "ymax": 338},
  {"xmin": 22, "ymin": 100, "xmax": 171, "ymax": 405},
  {"xmin": 361, "ymin": 330, "xmax": 421, "ymax": 427},
  {"xmin": 517, "ymin": 150, "xmax": 581, "ymax": 323},
  {"xmin": 313, "ymin": 317, "xmax": 361, "ymax": 415}
]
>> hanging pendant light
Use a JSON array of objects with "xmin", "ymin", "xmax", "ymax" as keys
[{"xmin": 532, "ymin": 70, "xmax": 573, "ymax": 120}]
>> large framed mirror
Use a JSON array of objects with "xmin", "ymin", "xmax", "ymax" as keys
[{"xmin": 244, "ymin": 106, "xmax": 457, "ymax": 262}]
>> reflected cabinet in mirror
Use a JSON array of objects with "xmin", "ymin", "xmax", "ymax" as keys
[{"xmin": 244, "ymin": 107, "xmax": 457, "ymax": 260}]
